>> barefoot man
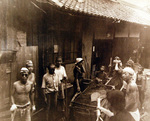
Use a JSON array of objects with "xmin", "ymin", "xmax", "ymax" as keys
[{"xmin": 10, "ymin": 67, "xmax": 35, "ymax": 121}]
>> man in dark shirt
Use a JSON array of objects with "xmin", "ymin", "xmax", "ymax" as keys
[
  {"xmin": 73, "ymin": 58, "xmax": 85, "ymax": 95},
  {"xmin": 95, "ymin": 65, "xmax": 108, "ymax": 84},
  {"xmin": 98, "ymin": 90, "xmax": 135, "ymax": 121}
]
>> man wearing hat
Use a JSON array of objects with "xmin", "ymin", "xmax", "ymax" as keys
[
  {"xmin": 73, "ymin": 58, "xmax": 86, "ymax": 95},
  {"xmin": 26, "ymin": 60, "xmax": 35, "ymax": 85},
  {"xmin": 10, "ymin": 67, "xmax": 35, "ymax": 121},
  {"xmin": 122, "ymin": 67, "xmax": 140, "ymax": 121}
]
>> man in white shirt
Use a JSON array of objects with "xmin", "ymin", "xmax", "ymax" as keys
[
  {"xmin": 41, "ymin": 63, "xmax": 61, "ymax": 121},
  {"xmin": 55, "ymin": 56, "xmax": 67, "ymax": 112}
]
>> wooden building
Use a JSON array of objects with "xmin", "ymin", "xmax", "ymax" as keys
[
  {"xmin": 25, "ymin": 0, "xmax": 150, "ymax": 80},
  {"xmin": 0, "ymin": 0, "xmax": 150, "ymax": 120}
]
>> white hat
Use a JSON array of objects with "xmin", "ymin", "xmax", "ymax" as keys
[
  {"xmin": 123, "ymin": 67, "xmax": 134, "ymax": 75},
  {"xmin": 75, "ymin": 58, "xmax": 83, "ymax": 64},
  {"xmin": 26, "ymin": 60, "xmax": 33, "ymax": 67},
  {"xmin": 20, "ymin": 67, "xmax": 29, "ymax": 73}
]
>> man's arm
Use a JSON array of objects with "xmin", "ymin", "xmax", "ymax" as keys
[
  {"xmin": 30, "ymin": 83, "xmax": 36, "ymax": 111},
  {"xmin": 98, "ymin": 106, "xmax": 114, "ymax": 117},
  {"xmin": 75, "ymin": 72, "xmax": 80, "ymax": 92},
  {"xmin": 41, "ymin": 76, "xmax": 47, "ymax": 103},
  {"xmin": 30, "ymin": 83, "xmax": 35, "ymax": 105},
  {"xmin": 142, "ymin": 75, "xmax": 146, "ymax": 91},
  {"xmin": 11, "ymin": 83, "xmax": 15, "ymax": 105},
  {"xmin": 125, "ymin": 83, "xmax": 138, "ymax": 111},
  {"xmin": 10, "ymin": 83, "xmax": 17, "ymax": 112}
]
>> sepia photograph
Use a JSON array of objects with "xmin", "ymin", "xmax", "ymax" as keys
[{"xmin": 0, "ymin": 0, "xmax": 150, "ymax": 121}]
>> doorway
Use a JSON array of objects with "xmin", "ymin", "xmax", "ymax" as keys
[{"xmin": 92, "ymin": 39, "xmax": 113, "ymax": 72}]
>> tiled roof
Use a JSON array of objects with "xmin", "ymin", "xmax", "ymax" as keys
[{"xmin": 38, "ymin": 0, "xmax": 150, "ymax": 26}]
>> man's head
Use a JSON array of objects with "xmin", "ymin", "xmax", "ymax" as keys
[
  {"xmin": 138, "ymin": 66, "xmax": 144, "ymax": 74},
  {"xmin": 107, "ymin": 90, "xmax": 125, "ymax": 112},
  {"xmin": 48, "ymin": 63, "xmax": 55, "ymax": 74},
  {"xmin": 100, "ymin": 66, "xmax": 105, "ymax": 71},
  {"xmin": 26, "ymin": 60, "xmax": 33, "ymax": 73},
  {"xmin": 75, "ymin": 58, "xmax": 84, "ymax": 67},
  {"xmin": 114, "ymin": 56, "xmax": 120, "ymax": 60},
  {"xmin": 126, "ymin": 59, "xmax": 134, "ymax": 68},
  {"xmin": 55, "ymin": 56, "xmax": 62, "ymax": 67},
  {"xmin": 122, "ymin": 67, "xmax": 134, "ymax": 83},
  {"xmin": 20, "ymin": 67, "xmax": 29, "ymax": 84}
]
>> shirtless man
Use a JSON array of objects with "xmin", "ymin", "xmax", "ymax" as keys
[
  {"xmin": 98, "ymin": 67, "xmax": 140, "ymax": 121},
  {"xmin": 26, "ymin": 60, "xmax": 36, "ymax": 110},
  {"xmin": 122, "ymin": 67, "xmax": 140, "ymax": 121},
  {"xmin": 10, "ymin": 67, "xmax": 35, "ymax": 121},
  {"xmin": 26, "ymin": 60, "xmax": 36, "ymax": 86},
  {"xmin": 136, "ymin": 66, "xmax": 146, "ymax": 110}
]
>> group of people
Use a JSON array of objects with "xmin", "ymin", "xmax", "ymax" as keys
[
  {"xmin": 95, "ymin": 57, "xmax": 147, "ymax": 121},
  {"xmin": 10, "ymin": 55, "xmax": 146, "ymax": 121},
  {"xmin": 10, "ymin": 60, "xmax": 36, "ymax": 121},
  {"xmin": 10, "ymin": 56, "xmax": 86, "ymax": 121},
  {"xmin": 41, "ymin": 56, "xmax": 67, "ymax": 121}
]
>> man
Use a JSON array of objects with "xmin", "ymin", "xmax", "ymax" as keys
[
  {"xmin": 122, "ymin": 67, "xmax": 140, "ymax": 121},
  {"xmin": 26, "ymin": 60, "xmax": 36, "ymax": 111},
  {"xmin": 136, "ymin": 66, "xmax": 146, "ymax": 110},
  {"xmin": 41, "ymin": 63, "xmax": 61, "ymax": 121},
  {"xmin": 125, "ymin": 58, "xmax": 137, "ymax": 83},
  {"xmin": 55, "ymin": 56, "xmax": 67, "ymax": 112},
  {"xmin": 98, "ymin": 90, "xmax": 135, "ymax": 121},
  {"xmin": 26, "ymin": 60, "xmax": 36, "ymax": 85},
  {"xmin": 108, "ymin": 56, "xmax": 123, "ymax": 90},
  {"xmin": 95, "ymin": 65, "xmax": 108, "ymax": 84},
  {"xmin": 10, "ymin": 67, "xmax": 35, "ymax": 121},
  {"xmin": 73, "ymin": 58, "xmax": 85, "ymax": 95}
]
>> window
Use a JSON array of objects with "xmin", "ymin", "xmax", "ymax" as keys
[{"xmin": 61, "ymin": 31, "xmax": 82, "ymax": 63}]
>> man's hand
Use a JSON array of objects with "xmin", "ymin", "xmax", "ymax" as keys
[
  {"xmin": 10, "ymin": 104, "xmax": 17, "ymax": 112},
  {"xmin": 32, "ymin": 105, "xmax": 36, "ymax": 112},
  {"xmin": 44, "ymin": 97, "xmax": 47, "ymax": 104},
  {"xmin": 77, "ymin": 86, "xmax": 81, "ymax": 92},
  {"xmin": 97, "ymin": 106, "xmax": 114, "ymax": 117}
]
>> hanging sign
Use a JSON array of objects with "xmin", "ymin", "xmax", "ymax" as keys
[{"xmin": 54, "ymin": 45, "xmax": 58, "ymax": 53}]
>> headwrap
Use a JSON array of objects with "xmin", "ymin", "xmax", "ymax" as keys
[
  {"xmin": 20, "ymin": 67, "xmax": 29, "ymax": 73},
  {"xmin": 26, "ymin": 60, "xmax": 33, "ymax": 67},
  {"xmin": 123, "ymin": 67, "xmax": 134, "ymax": 75}
]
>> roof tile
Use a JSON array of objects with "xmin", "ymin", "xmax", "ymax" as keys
[{"xmin": 47, "ymin": 0, "xmax": 150, "ymax": 26}]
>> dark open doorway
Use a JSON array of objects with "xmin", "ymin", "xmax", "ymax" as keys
[{"xmin": 92, "ymin": 39, "xmax": 113, "ymax": 72}]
